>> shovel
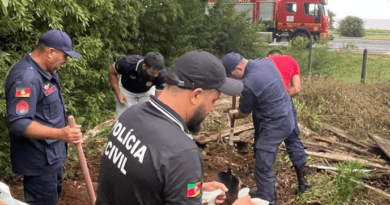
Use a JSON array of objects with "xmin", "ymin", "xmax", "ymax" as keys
[
  {"xmin": 68, "ymin": 116, "xmax": 96, "ymax": 205},
  {"xmin": 217, "ymin": 96, "xmax": 239, "ymax": 197}
]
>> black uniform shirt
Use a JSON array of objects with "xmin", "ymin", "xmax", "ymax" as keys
[
  {"xmin": 96, "ymin": 96, "xmax": 203, "ymax": 205},
  {"xmin": 115, "ymin": 55, "xmax": 167, "ymax": 93}
]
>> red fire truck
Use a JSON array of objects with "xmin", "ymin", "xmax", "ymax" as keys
[{"xmin": 207, "ymin": 0, "xmax": 330, "ymax": 42}]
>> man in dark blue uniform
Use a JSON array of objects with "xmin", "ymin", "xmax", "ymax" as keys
[
  {"xmin": 108, "ymin": 52, "xmax": 167, "ymax": 119},
  {"xmin": 222, "ymin": 52, "xmax": 296, "ymax": 205},
  {"xmin": 5, "ymin": 30, "xmax": 83, "ymax": 205},
  {"xmin": 96, "ymin": 51, "xmax": 258, "ymax": 205}
]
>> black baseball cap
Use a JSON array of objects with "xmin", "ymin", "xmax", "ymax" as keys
[
  {"xmin": 167, "ymin": 51, "xmax": 243, "ymax": 96},
  {"xmin": 38, "ymin": 30, "xmax": 82, "ymax": 58}
]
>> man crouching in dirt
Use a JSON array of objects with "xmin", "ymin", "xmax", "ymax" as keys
[{"xmin": 96, "ymin": 51, "xmax": 258, "ymax": 205}]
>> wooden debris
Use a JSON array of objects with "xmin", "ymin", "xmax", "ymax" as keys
[
  {"xmin": 298, "ymin": 123, "xmax": 320, "ymax": 137},
  {"xmin": 233, "ymin": 130, "xmax": 255, "ymax": 144},
  {"xmin": 321, "ymin": 123, "xmax": 375, "ymax": 150},
  {"xmin": 305, "ymin": 151, "xmax": 389, "ymax": 170},
  {"xmin": 368, "ymin": 133, "xmax": 390, "ymax": 159},
  {"xmin": 193, "ymin": 123, "xmax": 254, "ymax": 144},
  {"xmin": 350, "ymin": 178, "xmax": 390, "ymax": 201},
  {"xmin": 84, "ymin": 119, "xmax": 115, "ymax": 141},
  {"xmin": 308, "ymin": 164, "xmax": 372, "ymax": 172},
  {"xmin": 312, "ymin": 137, "xmax": 372, "ymax": 156},
  {"xmin": 301, "ymin": 141, "xmax": 335, "ymax": 153}
]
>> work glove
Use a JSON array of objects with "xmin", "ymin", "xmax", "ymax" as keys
[
  {"xmin": 202, "ymin": 189, "xmax": 223, "ymax": 205},
  {"xmin": 236, "ymin": 188, "xmax": 269, "ymax": 205}
]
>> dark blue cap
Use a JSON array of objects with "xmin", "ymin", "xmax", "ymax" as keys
[
  {"xmin": 222, "ymin": 52, "xmax": 243, "ymax": 77},
  {"xmin": 38, "ymin": 30, "xmax": 82, "ymax": 58}
]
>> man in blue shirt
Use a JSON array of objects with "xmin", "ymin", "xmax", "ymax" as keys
[
  {"xmin": 5, "ymin": 30, "xmax": 83, "ymax": 205},
  {"xmin": 222, "ymin": 52, "xmax": 297, "ymax": 205}
]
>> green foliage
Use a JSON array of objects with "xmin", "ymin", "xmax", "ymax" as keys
[
  {"xmin": 327, "ymin": 10, "xmax": 335, "ymax": 29},
  {"xmin": 293, "ymin": 98, "xmax": 322, "ymax": 131},
  {"xmin": 283, "ymin": 39, "xmax": 335, "ymax": 77},
  {"xmin": 332, "ymin": 161, "xmax": 369, "ymax": 204},
  {"xmin": 288, "ymin": 36, "xmax": 310, "ymax": 50},
  {"xmin": 297, "ymin": 161, "xmax": 369, "ymax": 204},
  {"xmin": 328, "ymin": 51, "xmax": 390, "ymax": 84},
  {"xmin": 0, "ymin": 0, "xmax": 271, "ymax": 178},
  {"xmin": 338, "ymin": 16, "xmax": 365, "ymax": 37},
  {"xmin": 203, "ymin": 0, "xmax": 267, "ymax": 58},
  {"xmin": 365, "ymin": 29, "xmax": 390, "ymax": 34},
  {"xmin": 296, "ymin": 171, "xmax": 338, "ymax": 204}
]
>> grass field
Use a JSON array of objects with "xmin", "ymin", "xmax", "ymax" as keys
[
  {"xmin": 330, "ymin": 29, "xmax": 390, "ymax": 40},
  {"xmin": 328, "ymin": 53, "xmax": 390, "ymax": 84}
]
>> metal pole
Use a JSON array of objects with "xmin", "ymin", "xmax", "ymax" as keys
[
  {"xmin": 361, "ymin": 49, "xmax": 368, "ymax": 84},
  {"xmin": 308, "ymin": 36, "xmax": 313, "ymax": 76}
]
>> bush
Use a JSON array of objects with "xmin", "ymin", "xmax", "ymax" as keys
[{"xmin": 338, "ymin": 16, "xmax": 365, "ymax": 37}]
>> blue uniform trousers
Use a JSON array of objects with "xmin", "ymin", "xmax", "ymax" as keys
[
  {"xmin": 23, "ymin": 168, "xmax": 63, "ymax": 205},
  {"xmin": 285, "ymin": 98, "xmax": 306, "ymax": 166},
  {"xmin": 253, "ymin": 100, "xmax": 306, "ymax": 204}
]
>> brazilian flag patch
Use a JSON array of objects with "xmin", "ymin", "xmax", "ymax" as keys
[{"xmin": 187, "ymin": 181, "xmax": 201, "ymax": 198}]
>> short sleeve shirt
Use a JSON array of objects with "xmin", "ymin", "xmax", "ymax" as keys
[
  {"xmin": 239, "ymin": 59, "xmax": 295, "ymax": 147},
  {"xmin": 115, "ymin": 55, "xmax": 167, "ymax": 93},
  {"xmin": 267, "ymin": 55, "xmax": 300, "ymax": 92},
  {"xmin": 96, "ymin": 96, "xmax": 203, "ymax": 205},
  {"xmin": 5, "ymin": 54, "xmax": 67, "ymax": 175}
]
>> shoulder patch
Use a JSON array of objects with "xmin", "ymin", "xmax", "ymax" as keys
[
  {"xmin": 16, "ymin": 100, "xmax": 29, "ymax": 115},
  {"xmin": 187, "ymin": 181, "xmax": 202, "ymax": 198},
  {"xmin": 15, "ymin": 87, "xmax": 31, "ymax": 97}
]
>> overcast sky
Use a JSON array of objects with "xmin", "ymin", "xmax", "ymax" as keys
[{"xmin": 326, "ymin": 0, "xmax": 390, "ymax": 20}]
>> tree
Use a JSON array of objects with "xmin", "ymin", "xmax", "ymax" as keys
[
  {"xmin": 338, "ymin": 16, "xmax": 365, "ymax": 37},
  {"xmin": 327, "ymin": 10, "xmax": 336, "ymax": 29}
]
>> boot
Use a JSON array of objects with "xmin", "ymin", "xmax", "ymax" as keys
[{"xmin": 294, "ymin": 164, "xmax": 311, "ymax": 193}]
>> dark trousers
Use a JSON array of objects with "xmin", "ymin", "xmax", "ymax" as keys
[
  {"xmin": 23, "ymin": 168, "xmax": 63, "ymax": 205},
  {"xmin": 285, "ymin": 98, "xmax": 306, "ymax": 166},
  {"xmin": 252, "ymin": 99, "xmax": 306, "ymax": 204}
]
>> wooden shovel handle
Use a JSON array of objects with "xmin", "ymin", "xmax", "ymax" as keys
[{"xmin": 68, "ymin": 116, "xmax": 96, "ymax": 204}]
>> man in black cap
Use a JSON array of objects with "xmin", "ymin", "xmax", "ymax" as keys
[
  {"xmin": 5, "ymin": 29, "xmax": 83, "ymax": 205},
  {"xmin": 107, "ymin": 52, "xmax": 168, "ymax": 119},
  {"xmin": 96, "ymin": 51, "xmax": 258, "ymax": 205},
  {"xmin": 222, "ymin": 52, "xmax": 297, "ymax": 205}
]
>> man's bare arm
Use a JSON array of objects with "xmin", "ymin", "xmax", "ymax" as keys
[
  {"xmin": 108, "ymin": 63, "xmax": 126, "ymax": 104},
  {"xmin": 289, "ymin": 75, "xmax": 301, "ymax": 97}
]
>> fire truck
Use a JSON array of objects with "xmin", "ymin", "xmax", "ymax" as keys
[{"xmin": 207, "ymin": 0, "xmax": 330, "ymax": 42}]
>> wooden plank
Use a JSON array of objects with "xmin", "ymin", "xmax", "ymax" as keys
[
  {"xmin": 313, "ymin": 137, "xmax": 372, "ymax": 156},
  {"xmin": 302, "ymin": 141, "xmax": 335, "ymax": 153},
  {"xmin": 321, "ymin": 123, "xmax": 375, "ymax": 150},
  {"xmin": 234, "ymin": 129, "xmax": 255, "ymax": 144},
  {"xmin": 305, "ymin": 151, "xmax": 390, "ymax": 170},
  {"xmin": 298, "ymin": 123, "xmax": 320, "ymax": 137},
  {"xmin": 193, "ymin": 123, "xmax": 254, "ymax": 144},
  {"xmin": 368, "ymin": 133, "xmax": 390, "ymax": 159}
]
